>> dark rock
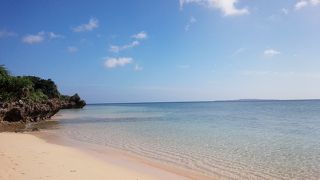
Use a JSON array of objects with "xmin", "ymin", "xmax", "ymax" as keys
[
  {"xmin": 70, "ymin": 93, "xmax": 80, "ymax": 102},
  {"xmin": 61, "ymin": 94, "xmax": 86, "ymax": 109},
  {"xmin": 0, "ymin": 96, "xmax": 85, "ymax": 126},
  {"xmin": 4, "ymin": 108, "xmax": 24, "ymax": 122}
]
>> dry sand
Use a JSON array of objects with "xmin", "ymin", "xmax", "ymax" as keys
[{"xmin": 0, "ymin": 132, "xmax": 187, "ymax": 180}]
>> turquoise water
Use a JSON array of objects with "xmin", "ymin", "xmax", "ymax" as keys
[{"xmin": 53, "ymin": 101, "xmax": 320, "ymax": 179}]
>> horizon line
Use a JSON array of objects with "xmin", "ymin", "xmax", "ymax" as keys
[{"xmin": 87, "ymin": 98, "xmax": 320, "ymax": 105}]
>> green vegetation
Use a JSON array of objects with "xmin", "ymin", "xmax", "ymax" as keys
[
  {"xmin": 25, "ymin": 76, "xmax": 60, "ymax": 98},
  {"xmin": 0, "ymin": 65, "xmax": 60, "ymax": 102},
  {"xmin": 0, "ymin": 65, "xmax": 9, "ymax": 77}
]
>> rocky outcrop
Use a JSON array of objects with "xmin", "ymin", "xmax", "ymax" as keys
[
  {"xmin": 0, "ymin": 94, "xmax": 86, "ymax": 124},
  {"xmin": 61, "ymin": 94, "xmax": 86, "ymax": 109},
  {"xmin": 0, "ymin": 66, "xmax": 86, "ymax": 128}
]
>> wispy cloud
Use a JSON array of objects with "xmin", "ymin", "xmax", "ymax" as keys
[
  {"xmin": 264, "ymin": 49, "xmax": 281, "ymax": 57},
  {"xmin": 22, "ymin": 32, "xmax": 45, "ymax": 44},
  {"xmin": 232, "ymin": 47, "xmax": 246, "ymax": 56},
  {"xmin": 109, "ymin": 41, "xmax": 140, "ymax": 53},
  {"xmin": 295, "ymin": 0, "xmax": 309, "ymax": 9},
  {"xmin": 109, "ymin": 31, "xmax": 148, "ymax": 53},
  {"xmin": 67, "ymin": 46, "xmax": 78, "ymax": 53},
  {"xmin": 134, "ymin": 64, "xmax": 143, "ymax": 71},
  {"xmin": 132, "ymin": 31, "xmax": 148, "ymax": 40},
  {"xmin": 243, "ymin": 70, "xmax": 320, "ymax": 79},
  {"xmin": 22, "ymin": 31, "xmax": 63, "ymax": 44},
  {"xmin": 48, "ymin": 32, "xmax": 64, "ymax": 39},
  {"xmin": 0, "ymin": 30, "xmax": 17, "ymax": 38},
  {"xmin": 73, "ymin": 18, "xmax": 99, "ymax": 32},
  {"xmin": 178, "ymin": 65, "xmax": 191, "ymax": 69},
  {"xmin": 295, "ymin": 0, "xmax": 320, "ymax": 10},
  {"xmin": 281, "ymin": 8, "xmax": 289, "ymax": 15},
  {"xmin": 185, "ymin": 16, "xmax": 197, "ymax": 31},
  {"xmin": 180, "ymin": 0, "xmax": 249, "ymax": 16},
  {"xmin": 104, "ymin": 57, "xmax": 133, "ymax": 68}
]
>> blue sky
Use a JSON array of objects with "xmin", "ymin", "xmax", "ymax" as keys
[{"xmin": 1, "ymin": 0, "xmax": 320, "ymax": 103}]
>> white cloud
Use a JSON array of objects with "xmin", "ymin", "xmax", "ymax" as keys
[
  {"xmin": 22, "ymin": 31, "xmax": 63, "ymax": 44},
  {"xmin": 134, "ymin": 64, "xmax": 143, "ymax": 71},
  {"xmin": 73, "ymin": 18, "xmax": 99, "ymax": 32},
  {"xmin": 48, "ymin": 32, "xmax": 64, "ymax": 39},
  {"xmin": 295, "ymin": 0, "xmax": 320, "ymax": 10},
  {"xmin": 295, "ymin": 0, "xmax": 308, "ymax": 9},
  {"xmin": 264, "ymin": 49, "xmax": 281, "ymax": 57},
  {"xmin": 67, "ymin": 46, "xmax": 78, "ymax": 53},
  {"xmin": 0, "ymin": 30, "xmax": 17, "ymax": 38},
  {"xmin": 22, "ymin": 31, "xmax": 45, "ymax": 44},
  {"xmin": 109, "ymin": 45, "xmax": 121, "ymax": 53},
  {"xmin": 180, "ymin": 0, "xmax": 249, "ymax": 16},
  {"xmin": 109, "ymin": 41, "xmax": 140, "ymax": 53},
  {"xmin": 185, "ymin": 16, "xmax": 197, "ymax": 31},
  {"xmin": 132, "ymin": 31, "xmax": 148, "ymax": 39},
  {"xmin": 311, "ymin": 0, "xmax": 320, "ymax": 5},
  {"xmin": 109, "ymin": 31, "xmax": 148, "ymax": 54},
  {"xmin": 104, "ymin": 57, "xmax": 133, "ymax": 68},
  {"xmin": 109, "ymin": 31, "xmax": 148, "ymax": 53}
]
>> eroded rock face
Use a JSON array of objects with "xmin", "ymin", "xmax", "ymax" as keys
[
  {"xmin": 0, "ymin": 99, "xmax": 59, "ymax": 123},
  {"xmin": 0, "ymin": 96, "xmax": 85, "ymax": 123},
  {"xmin": 61, "ymin": 93, "xmax": 86, "ymax": 109},
  {"xmin": 4, "ymin": 107, "xmax": 24, "ymax": 122}
]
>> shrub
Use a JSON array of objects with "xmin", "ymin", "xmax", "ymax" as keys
[
  {"xmin": 29, "ymin": 90, "xmax": 48, "ymax": 102},
  {"xmin": 0, "ymin": 76, "xmax": 33, "ymax": 101},
  {"xmin": 0, "ymin": 65, "xmax": 9, "ymax": 77},
  {"xmin": 0, "ymin": 66, "xmax": 64, "ymax": 103},
  {"xmin": 25, "ymin": 76, "xmax": 60, "ymax": 98}
]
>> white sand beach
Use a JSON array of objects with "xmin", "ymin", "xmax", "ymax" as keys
[{"xmin": 0, "ymin": 132, "xmax": 188, "ymax": 180}]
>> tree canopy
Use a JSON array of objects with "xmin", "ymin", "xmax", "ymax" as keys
[{"xmin": 0, "ymin": 66, "xmax": 60, "ymax": 102}]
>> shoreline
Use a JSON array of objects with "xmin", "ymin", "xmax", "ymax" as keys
[
  {"xmin": 34, "ymin": 113, "xmax": 218, "ymax": 179},
  {"xmin": 34, "ymin": 129, "xmax": 215, "ymax": 180},
  {"xmin": 0, "ymin": 132, "xmax": 190, "ymax": 180}
]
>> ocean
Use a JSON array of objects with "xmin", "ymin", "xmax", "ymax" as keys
[{"xmin": 46, "ymin": 100, "xmax": 320, "ymax": 179}]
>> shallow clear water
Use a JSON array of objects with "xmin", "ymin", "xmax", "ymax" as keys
[{"xmin": 52, "ymin": 101, "xmax": 320, "ymax": 179}]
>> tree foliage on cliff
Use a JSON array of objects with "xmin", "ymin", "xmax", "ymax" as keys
[{"xmin": 0, "ymin": 65, "xmax": 60, "ymax": 102}]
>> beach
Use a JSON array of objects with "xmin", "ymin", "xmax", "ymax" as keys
[
  {"xmin": 2, "ymin": 0, "xmax": 319, "ymax": 179},
  {"xmin": 1, "ymin": 101, "xmax": 320, "ymax": 180},
  {"xmin": 0, "ymin": 132, "xmax": 187, "ymax": 180}
]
